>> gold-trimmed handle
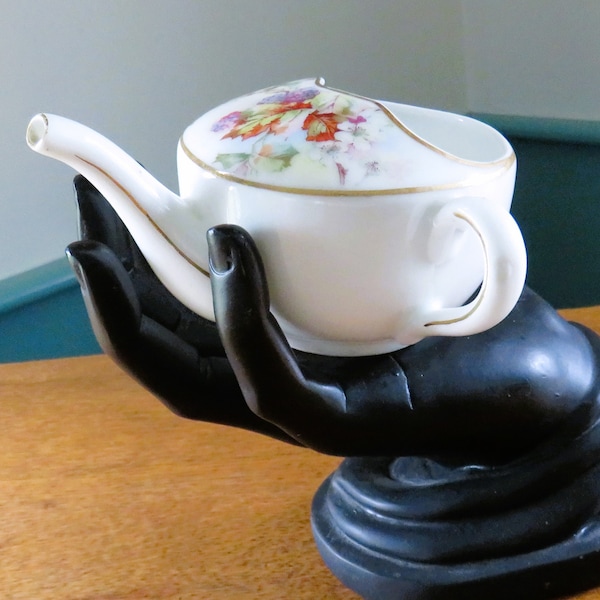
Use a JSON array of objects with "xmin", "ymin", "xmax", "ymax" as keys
[{"xmin": 404, "ymin": 197, "xmax": 526, "ymax": 342}]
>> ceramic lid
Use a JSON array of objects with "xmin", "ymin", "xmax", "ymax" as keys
[{"xmin": 180, "ymin": 78, "xmax": 513, "ymax": 194}]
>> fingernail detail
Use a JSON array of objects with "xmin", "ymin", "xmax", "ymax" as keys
[{"xmin": 207, "ymin": 229, "xmax": 234, "ymax": 275}]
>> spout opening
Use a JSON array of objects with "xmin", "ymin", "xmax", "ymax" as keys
[{"xmin": 26, "ymin": 113, "xmax": 49, "ymax": 148}]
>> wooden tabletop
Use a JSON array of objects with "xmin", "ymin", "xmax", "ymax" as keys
[{"xmin": 1, "ymin": 305, "xmax": 600, "ymax": 600}]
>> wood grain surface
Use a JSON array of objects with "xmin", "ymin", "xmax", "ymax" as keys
[{"xmin": 1, "ymin": 305, "xmax": 600, "ymax": 599}]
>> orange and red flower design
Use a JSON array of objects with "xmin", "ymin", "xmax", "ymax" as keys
[{"xmin": 209, "ymin": 80, "xmax": 387, "ymax": 185}]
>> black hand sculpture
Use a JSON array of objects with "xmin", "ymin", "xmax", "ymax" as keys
[{"xmin": 66, "ymin": 176, "xmax": 600, "ymax": 600}]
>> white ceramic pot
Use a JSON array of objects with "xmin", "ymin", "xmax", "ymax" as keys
[{"xmin": 27, "ymin": 78, "xmax": 526, "ymax": 356}]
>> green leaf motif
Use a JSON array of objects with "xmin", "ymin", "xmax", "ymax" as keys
[
  {"xmin": 214, "ymin": 152, "xmax": 251, "ymax": 170},
  {"xmin": 257, "ymin": 145, "xmax": 300, "ymax": 172},
  {"xmin": 271, "ymin": 145, "xmax": 299, "ymax": 168}
]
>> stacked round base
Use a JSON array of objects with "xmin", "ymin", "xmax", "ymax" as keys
[{"xmin": 312, "ymin": 424, "xmax": 600, "ymax": 600}]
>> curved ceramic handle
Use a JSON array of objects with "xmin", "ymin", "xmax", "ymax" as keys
[{"xmin": 406, "ymin": 197, "xmax": 527, "ymax": 342}]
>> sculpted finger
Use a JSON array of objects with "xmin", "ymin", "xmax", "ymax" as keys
[
  {"xmin": 207, "ymin": 224, "xmax": 271, "ymax": 315},
  {"xmin": 66, "ymin": 239, "xmax": 141, "ymax": 356},
  {"xmin": 74, "ymin": 175, "xmax": 120, "ymax": 244},
  {"xmin": 67, "ymin": 239, "xmax": 210, "ymax": 412},
  {"xmin": 207, "ymin": 225, "xmax": 300, "ymax": 396},
  {"xmin": 207, "ymin": 225, "xmax": 350, "ymax": 452},
  {"xmin": 73, "ymin": 175, "xmax": 143, "ymax": 272}
]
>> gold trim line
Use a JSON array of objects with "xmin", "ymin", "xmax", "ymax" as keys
[
  {"xmin": 76, "ymin": 156, "xmax": 210, "ymax": 279},
  {"xmin": 424, "ymin": 211, "xmax": 487, "ymax": 327},
  {"xmin": 180, "ymin": 137, "xmax": 515, "ymax": 197},
  {"xmin": 314, "ymin": 77, "xmax": 514, "ymax": 169}
]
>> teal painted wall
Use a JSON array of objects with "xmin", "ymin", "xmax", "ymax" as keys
[
  {"xmin": 509, "ymin": 136, "xmax": 600, "ymax": 309},
  {"xmin": 2, "ymin": 115, "xmax": 600, "ymax": 362},
  {"xmin": 0, "ymin": 258, "xmax": 100, "ymax": 363},
  {"xmin": 474, "ymin": 114, "xmax": 600, "ymax": 309}
]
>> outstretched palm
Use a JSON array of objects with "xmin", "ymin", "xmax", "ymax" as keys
[{"xmin": 67, "ymin": 176, "xmax": 600, "ymax": 462}]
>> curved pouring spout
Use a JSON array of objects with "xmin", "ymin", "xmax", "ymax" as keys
[{"xmin": 26, "ymin": 113, "xmax": 215, "ymax": 320}]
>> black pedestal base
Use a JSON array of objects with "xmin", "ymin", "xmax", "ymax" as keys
[
  {"xmin": 67, "ymin": 181, "xmax": 600, "ymax": 599},
  {"xmin": 312, "ymin": 447, "xmax": 600, "ymax": 600}
]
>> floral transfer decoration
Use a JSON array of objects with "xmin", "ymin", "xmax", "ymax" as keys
[
  {"xmin": 181, "ymin": 78, "xmax": 511, "ymax": 193},
  {"xmin": 204, "ymin": 78, "xmax": 409, "ymax": 189}
]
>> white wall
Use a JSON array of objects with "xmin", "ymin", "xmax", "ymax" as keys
[
  {"xmin": 461, "ymin": 0, "xmax": 600, "ymax": 120},
  {"xmin": 1, "ymin": 0, "xmax": 465, "ymax": 280},
  {"xmin": 7, "ymin": 1, "xmax": 599, "ymax": 282}
]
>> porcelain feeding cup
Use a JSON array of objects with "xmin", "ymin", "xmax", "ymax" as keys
[{"xmin": 26, "ymin": 78, "xmax": 526, "ymax": 355}]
